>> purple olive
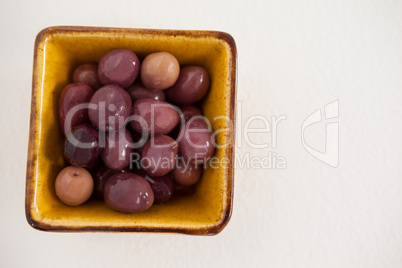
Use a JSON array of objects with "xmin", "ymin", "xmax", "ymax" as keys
[
  {"xmin": 64, "ymin": 124, "xmax": 101, "ymax": 168},
  {"xmin": 101, "ymin": 128, "xmax": 134, "ymax": 170},
  {"xmin": 58, "ymin": 83, "xmax": 94, "ymax": 135},
  {"xmin": 171, "ymin": 161, "xmax": 202, "ymax": 186},
  {"xmin": 177, "ymin": 118, "xmax": 215, "ymax": 164},
  {"xmin": 136, "ymin": 170, "xmax": 174, "ymax": 203},
  {"xmin": 179, "ymin": 105, "xmax": 202, "ymax": 122},
  {"xmin": 98, "ymin": 49, "xmax": 140, "ymax": 88},
  {"xmin": 91, "ymin": 164, "xmax": 121, "ymax": 199},
  {"xmin": 168, "ymin": 105, "xmax": 202, "ymax": 139},
  {"xmin": 141, "ymin": 135, "xmax": 178, "ymax": 177},
  {"xmin": 130, "ymin": 99, "xmax": 180, "ymax": 136},
  {"xmin": 126, "ymin": 80, "xmax": 166, "ymax": 101},
  {"xmin": 88, "ymin": 85, "xmax": 132, "ymax": 132},
  {"xmin": 146, "ymin": 175, "xmax": 174, "ymax": 203},
  {"xmin": 165, "ymin": 66, "xmax": 210, "ymax": 104},
  {"xmin": 127, "ymin": 128, "xmax": 147, "ymax": 155},
  {"xmin": 104, "ymin": 173, "xmax": 154, "ymax": 213}
]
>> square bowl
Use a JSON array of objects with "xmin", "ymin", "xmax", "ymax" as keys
[{"xmin": 25, "ymin": 26, "xmax": 237, "ymax": 235}]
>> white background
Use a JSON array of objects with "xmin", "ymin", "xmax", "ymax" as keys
[{"xmin": 1, "ymin": 0, "xmax": 402, "ymax": 267}]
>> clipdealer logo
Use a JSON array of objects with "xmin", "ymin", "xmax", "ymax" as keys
[
  {"xmin": 234, "ymin": 100, "xmax": 339, "ymax": 169},
  {"xmin": 301, "ymin": 100, "xmax": 339, "ymax": 167},
  {"xmin": 64, "ymin": 100, "xmax": 340, "ymax": 170}
]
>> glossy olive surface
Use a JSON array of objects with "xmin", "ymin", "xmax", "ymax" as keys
[
  {"xmin": 141, "ymin": 135, "xmax": 178, "ymax": 177},
  {"xmin": 88, "ymin": 85, "xmax": 132, "ymax": 132},
  {"xmin": 165, "ymin": 66, "xmax": 210, "ymax": 104},
  {"xmin": 91, "ymin": 164, "xmax": 121, "ymax": 199},
  {"xmin": 179, "ymin": 105, "xmax": 202, "ymax": 122},
  {"xmin": 64, "ymin": 124, "xmax": 101, "ymax": 168},
  {"xmin": 126, "ymin": 80, "xmax": 166, "ymax": 101},
  {"xmin": 101, "ymin": 128, "xmax": 134, "ymax": 170},
  {"xmin": 171, "ymin": 161, "xmax": 202, "ymax": 186},
  {"xmin": 136, "ymin": 170, "xmax": 174, "ymax": 203},
  {"xmin": 98, "ymin": 49, "xmax": 140, "ymax": 88},
  {"xmin": 104, "ymin": 173, "xmax": 154, "ymax": 213},
  {"xmin": 177, "ymin": 118, "xmax": 215, "ymax": 164},
  {"xmin": 72, "ymin": 63, "xmax": 102, "ymax": 89},
  {"xmin": 130, "ymin": 98, "xmax": 179, "ymax": 136},
  {"xmin": 58, "ymin": 82, "xmax": 94, "ymax": 135}
]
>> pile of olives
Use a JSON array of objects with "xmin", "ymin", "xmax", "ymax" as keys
[{"xmin": 56, "ymin": 49, "xmax": 215, "ymax": 213}]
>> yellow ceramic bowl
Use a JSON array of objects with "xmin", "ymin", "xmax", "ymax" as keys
[{"xmin": 25, "ymin": 26, "xmax": 237, "ymax": 235}]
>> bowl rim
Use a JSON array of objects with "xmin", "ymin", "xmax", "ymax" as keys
[{"xmin": 25, "ymin": 26, "xmax": 237, "ymax": 235}]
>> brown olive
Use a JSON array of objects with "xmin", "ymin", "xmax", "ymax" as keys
[
  {"xmin": 140, "ymin": 52, "xmax": 180, "ymax": 90},
  {"xmin": 55, "ymin": 166, "xmax": 94, "ymax": 206},
  {"xmin": 171, "ymin": 161, "xmax": 202, "ymax": 186},
  {"xmin": 72, "ymin": 63, "xmax": 102, "ymax": 90}
]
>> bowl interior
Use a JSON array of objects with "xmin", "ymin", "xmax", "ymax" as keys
[{"xmin": 27, "ymin": 27, "xmax": 235, "ymax": 234}]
